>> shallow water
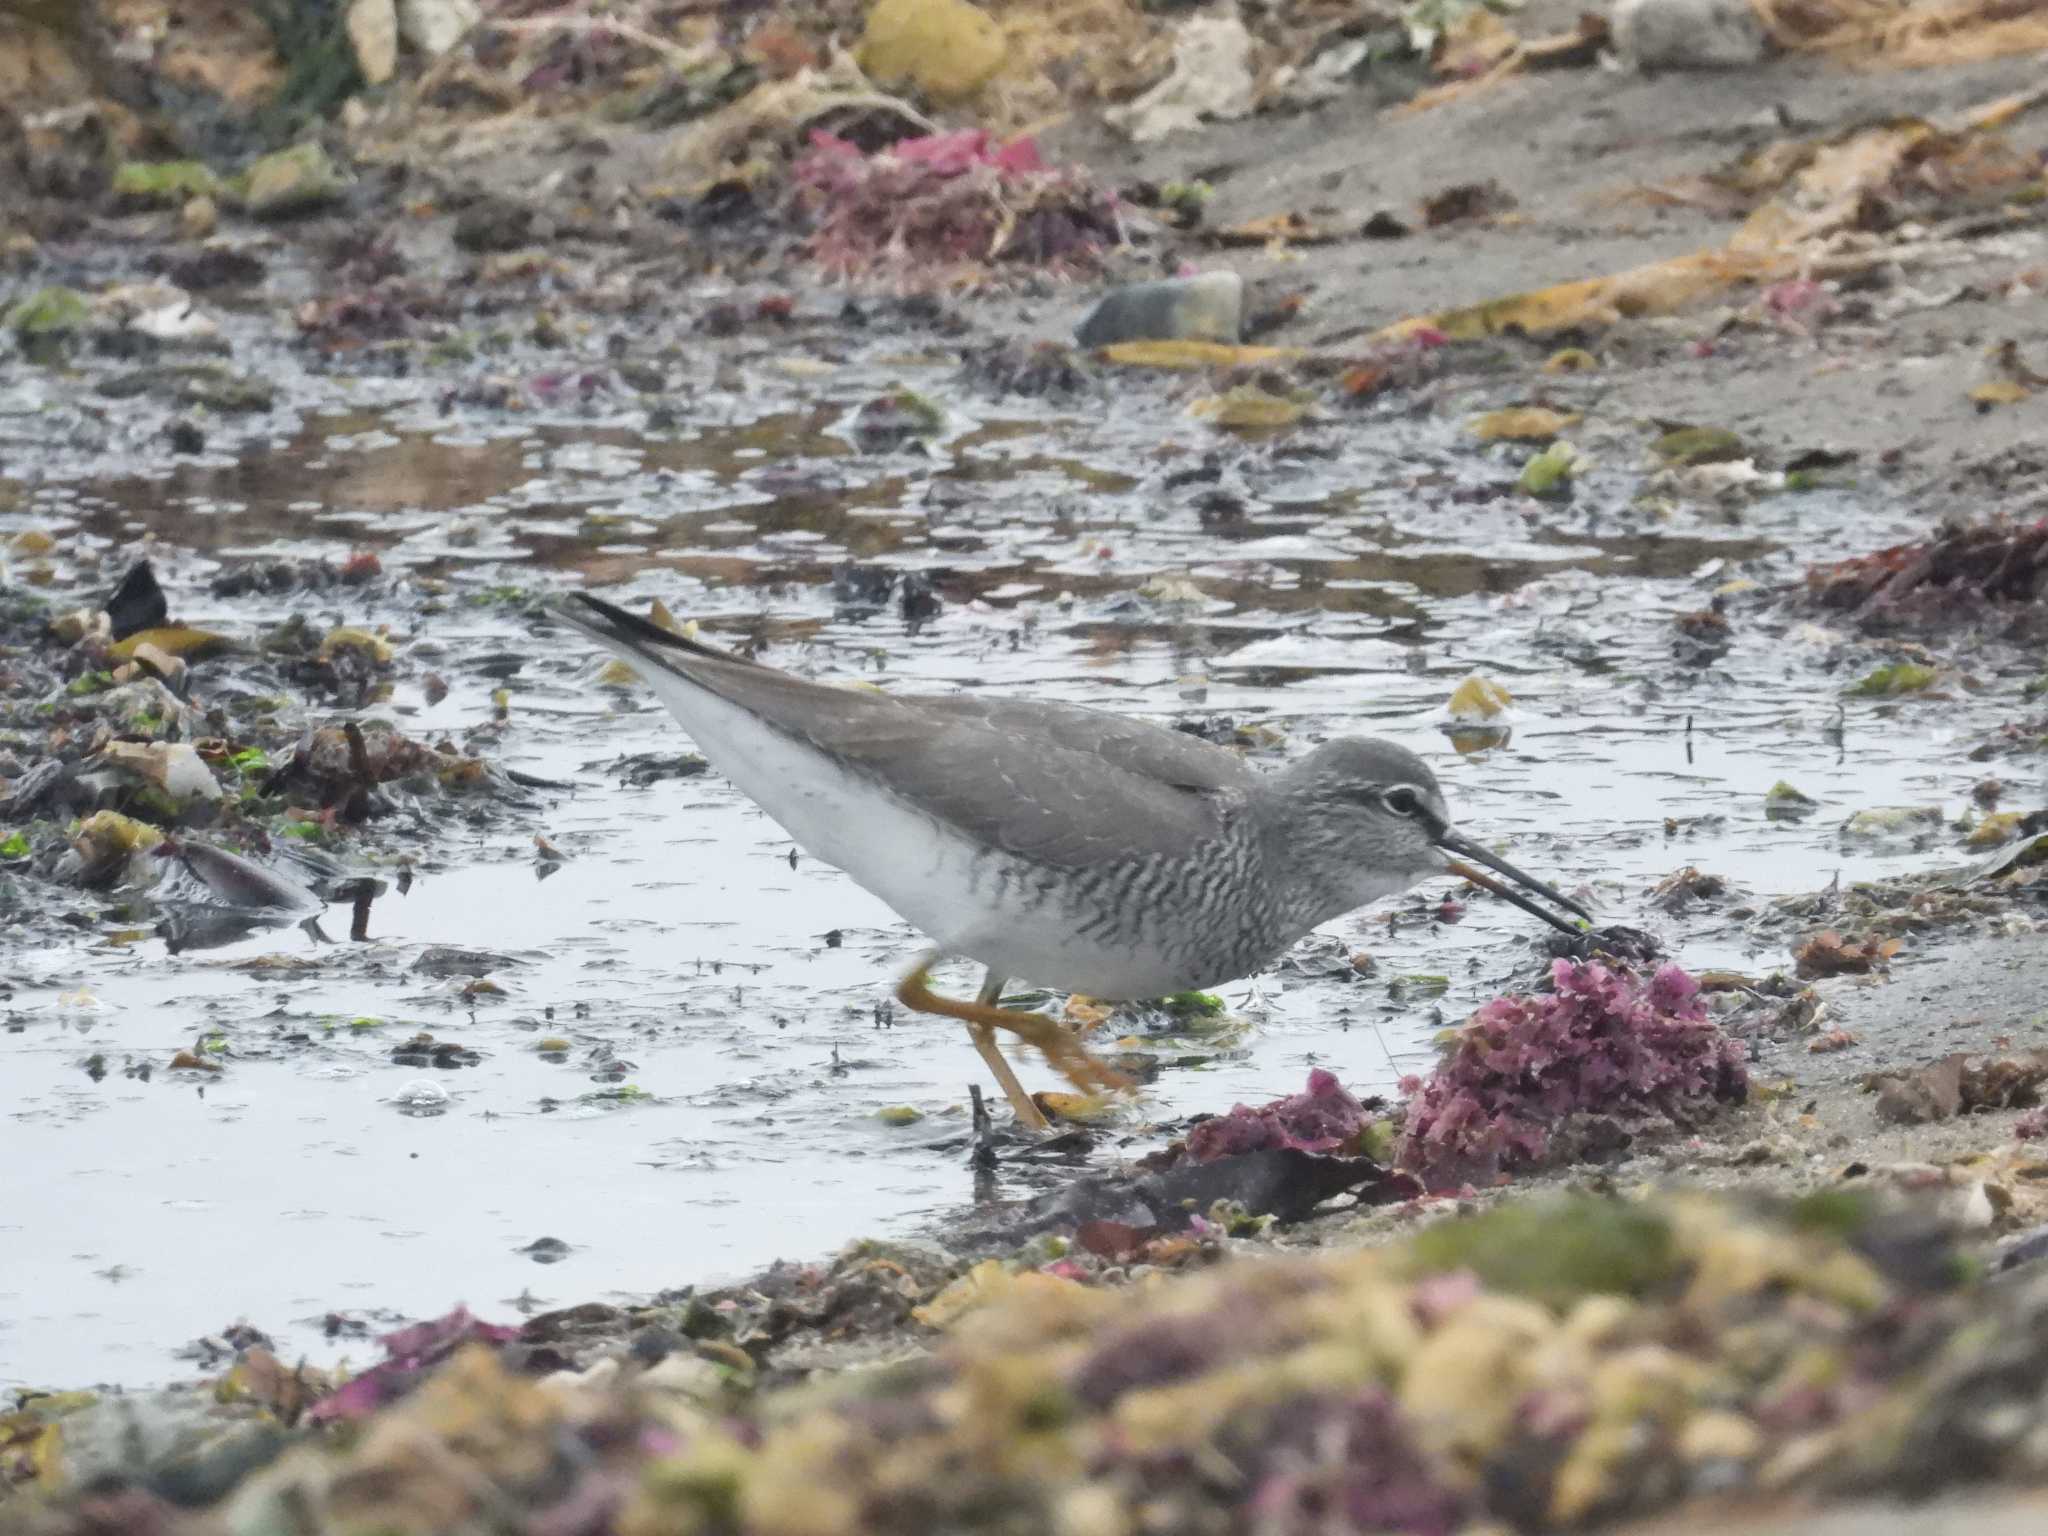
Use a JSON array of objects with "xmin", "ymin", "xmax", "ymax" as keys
[{"xmin": 0, "ymin": 312, "xmax": 2019, "ymax": 1388}]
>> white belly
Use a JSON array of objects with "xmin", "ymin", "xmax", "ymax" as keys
[{"xmin": 637, "ymin": 668, "xmax": 1204, "ymax": 997}]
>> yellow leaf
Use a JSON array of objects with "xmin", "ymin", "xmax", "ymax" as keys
[
  {"xmin": 1447, "ymin": 675, "xmax": 1513, "ymax": 721},
  {"xmin": 1096, "ymin": 339, "xmax": 1304, "ymax": 370},
  {"xmin": 1542, "ymin": 348, "xmax": 1599, "ymax": 374},
  {"xmin": 72, "ymin": 810, "xmax": 165, "ymax": 854},
  {"xmin": 1469, "ymin": 407, "xmax": 1579, "ymax": 443},
  {"xmin": 1379, "ymin": 248, "xmax": 1780, "ymax": 342},
  {"xmin": 317, "ymin": 626, "xmax": 394, "ymax": 665},
  {"xmin": 1208, "ymin": 212, "xmax": 1342, "ymax": 247},
  {"xmin": 1970, "ymin": 379, "xmax": 2030, "ymax": 406},
  {"xmin": 1033, "ymin": 1091, "xmax": 1117, "ymax": 1124},
  {"xmin": 912, "ymin": 1258, "xmax": 1015, "ymax": 1328},
  {"xmin": 1969, "ymin": 811, "xmax": 2026, "ymax": 847},
  {"xmin": 1189, "ymin": 385, "xmax": 1309, "ymax": 430},
  {"xmin": 110, "ymin": 626, "xmax": 234, "ymax": 661},
  {"xmin": 911, "ymin": 1260, "xmax": 1082, "ymax": 1331}
]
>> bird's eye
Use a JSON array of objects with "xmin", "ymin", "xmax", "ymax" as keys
[{"xmin": 1381, "ymin": 785, "xmax": 1423, "ymax": 817}]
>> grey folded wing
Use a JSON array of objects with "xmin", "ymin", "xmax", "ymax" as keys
[{"xmin": 694, "ymin": 657, "xmax": 1250, "ymax": 868}]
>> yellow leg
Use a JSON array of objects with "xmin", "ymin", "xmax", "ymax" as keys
[
  {"xmin": 964, "ymin": 973, "xmax": 1047, "ymax": 1129},
  {"xmin": 896, "ymin": 955, "xmax": 1131, "ymax": 1128},
  {"xmin": 966, "ymin": 1021, "xmax": 1048, "ymax": 1131}
]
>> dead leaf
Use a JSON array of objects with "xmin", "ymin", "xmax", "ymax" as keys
[
  {"xmin": 318, "ymin": 627, "xmax": 394, "ymax": 665},
  {"xmin": 1034, "ymin": 1091, "xmax": 1118, "ymax": 1124},
  {"xmin": 1097, "ymin": 340, "xmax": 1304, "ymax": 369},
  {"xmin": 1446, "ymin": 675, "xmax": 1513, "ymax": 721},
  {"xmin": 110, "ymin": 626, "xmax": 234, "ymax": 661},
  {"xmin": 1653, "ymin": 426, "xmax": 1746, "ymax": 465},
  {"xmin": 1971, "ymin": 380, "xmax": 2031, "ymax": 406},
  {"xmin": 1542, "ymin": 348, "xmax": 1600, "ymax": 374},
  {"xmin": 1795, "ymin": 930, "xmax": 1902, "ymax": 978},
  {"xmin": 1650, "ymin": 866, "xmax": 1728, "ymax": 912},
  {"xmin": 1379, "ymin": 248, "xmax": 1782, "ymax": 343},
  {"xmin": 912, "ymin": 1258, "xmax": 1017, "ymax": 1328},
  {"xmin": 1469, "ymin": 407, "xmax": 1579, "ymax": 443},
  {"xmin": 1756, "ymin": 0, "xmax": 2048, "ymax": 70},
  {"xmin": 170, "ymin": 1050, "xmax": 223, "ymax": 1072},
  {"xmin": 1208, "ymin": 211, "xmax": 1345, "ymax": 247},
  {"xmin": 1189, "ymin": 385, "xmax": 1310, "ymax": 430},
  {"xmin": 1340, "ymin": 363, "xmax": 1393, "ymax": 397}
]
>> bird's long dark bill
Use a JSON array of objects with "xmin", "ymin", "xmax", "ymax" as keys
[{"xmin": 1436, "ymin": 830, "xmax": 1592, "ymax": 936}]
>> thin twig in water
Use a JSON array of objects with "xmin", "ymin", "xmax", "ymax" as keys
[{"xmin": 968, "ymin": 1083, "xmax": 998, "ymax": 1170}]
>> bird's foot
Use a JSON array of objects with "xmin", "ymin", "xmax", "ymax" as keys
[{"xmin": 897, "ymin": 961, "xmax": 1132, "ymax": 1122}]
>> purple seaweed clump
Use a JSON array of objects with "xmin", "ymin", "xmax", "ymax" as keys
[
  {"xmin": 792, "ymin": 129, "xmax": 1122, "ymax": 276},
  {"xmin": 308, "ymin": 1304, "xmax": 521, "ymax": 1423},
  {"xmin": 1399, "ymin": 961, "xmax": 1747, "ymax": 1192},
  {"xmin": 1184, "ymin": 1067, "xmax": 1367, "ymax": 1163}
]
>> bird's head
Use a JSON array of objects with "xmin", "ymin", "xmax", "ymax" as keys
[{"xmin": 1276, "ymin": 737, "xmax": 1589, "ymax": 934}]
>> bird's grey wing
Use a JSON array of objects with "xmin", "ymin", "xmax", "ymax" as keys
[
  {"xmin": 822, "ymin": 696, "xmax": 1253, "ymax": 868},
  {"xmin": 553, "ymin": 593, "xmax": 1247, "ymax": 866}
]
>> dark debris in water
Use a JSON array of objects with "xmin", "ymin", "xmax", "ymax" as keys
[
  {"xmin": 102, "ymin": 560, "xmax": 167, "ymax": 641},
  {"xmin": 587, "ymin": 750, "xmax": 713, "ymax": 787},
  {"xmin": 0, "ymin": 545, "xmax": 544, "ymax": 963},
  {"xmin": 1545, "ymin": 922, "xmax": 1663, "ymax": 965},
  {"xmin": 955, "ymin": 340, "xmax": 1101, "ymax": 402},
  {"xmin": 1806, "ymin": 517, "xmax": 2048, "ymax": 634}
]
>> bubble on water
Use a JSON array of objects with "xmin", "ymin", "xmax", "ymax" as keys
[{"xmin": 391, "ymin": 1080, "xmax": 450, "ymax": 1114}]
